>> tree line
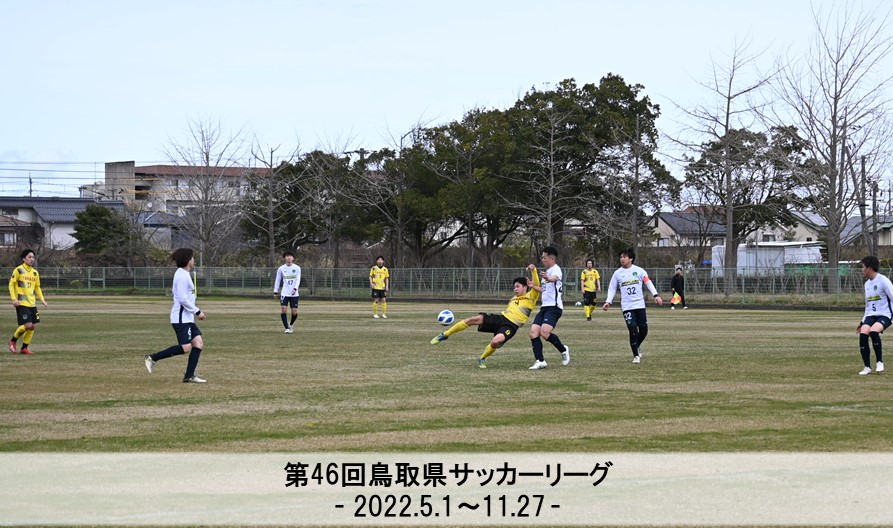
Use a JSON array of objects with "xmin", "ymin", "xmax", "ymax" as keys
[{"xmin": 71, "ymin": 2, "xmax": 893, "ymax": 296}]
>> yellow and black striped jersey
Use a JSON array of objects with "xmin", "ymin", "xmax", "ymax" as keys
[
  {"xmin": 370, "ymin": 265, "xmax": 390, "ymax": 290},
  {"xmin": 9, "ymin": 264, "xmax": 44, "ymax": 307},
  {"xmin": 581, "ymin": 269, "xmax": 600, "ymax": 292},
  {"xmin": 501, "ymin": 269, "xmax": 541, "ymax": 326}
]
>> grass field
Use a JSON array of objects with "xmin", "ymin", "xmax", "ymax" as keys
[{"xmin": 1, "ymin": 296, "xmax": 890, "ymax": 453}]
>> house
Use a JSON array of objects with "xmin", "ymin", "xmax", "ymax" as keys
[
  {"xmin": 653, "ymin": 209, "xmax": 726, "ymax": 248},
  {"xmin": 0, "ymin": 197, "xmax": 126, "ymax": 250},
  {"xmin": 82, "ymin": 161, "xmax": 265, "ymax": 215}
]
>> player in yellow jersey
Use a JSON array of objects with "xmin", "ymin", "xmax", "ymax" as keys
[
  {"xmin": 430, "ymin": 264, "xmax": 541, "ymax": 369},
  {"xmin": 369, "ymin": 256, "xmax": 390, "ymax": 318},
  {"xmin": 8, "ymin": 249, "xmax": 48, "ymax": 355},
  {"xmin": 580, "ymin": 259, "xmax": 601, "ymax": 321}
]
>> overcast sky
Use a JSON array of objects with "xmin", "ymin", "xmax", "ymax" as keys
[{"xmin": 1, "ymin": 0, "xmax": 888, "ymax": 197}]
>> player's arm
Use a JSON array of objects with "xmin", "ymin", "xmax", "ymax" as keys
[
  {"xmin": 34, "ymin": 272, "xmax": 47, "ymax": 307},
  {"xmin": 643, "ymin": 274, "xmax": 663, "ymax": 305},
  {"xmin": 597, "ymin": 276, "xmax": 602, "ymax": 291},
  {"xmin": 9, "ymin": 268, "xmax": 19, "ymax": 306},
  {"xmin": 173, "ymin": 273, "xmax": 200, "ymax": 315},
  {"xmin": 369, "ymin": 268, "xmax": 375, "ymax": 288},
  {"xmin": 602, "ymin": 273, "xmax": 618, "ymax": 310},
  {"xmin": 385, "ymin": 275, "xmax": 389, "ymax": 291},
  {"xmin": 273, "ymin": 268, "xmax": 282, "ymax": 296}
]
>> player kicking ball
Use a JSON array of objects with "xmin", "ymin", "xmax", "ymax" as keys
[{"xmin": 430, "ymin": 265, "xmax": 540, "ymax": 369}]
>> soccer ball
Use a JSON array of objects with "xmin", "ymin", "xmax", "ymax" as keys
[
  {"xmin": 574, "ymin": 301, "xmax": 583, "ymax": 307},
  {"xmin": 437, "ymin": 309, "xmax": 455, "ymax": 326}
]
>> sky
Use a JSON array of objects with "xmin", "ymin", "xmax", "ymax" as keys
[{"xmin": 1, "ymin": 0, "xmax": 888, "ymax": 197}]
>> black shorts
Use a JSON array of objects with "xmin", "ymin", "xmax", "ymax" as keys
[
  {"xmin": 622, "ymin": 308, "xmax": 648, "ymax": 328},
  {"xmin": 280, "ymin": 296, "xmax": 299, "ymax": 308},
  {"xmin": 477, "ymin": 313, "xmax": 519, "ymax": 342},
  {"xmin": 533, "ymin": 306, "xmax": 563, "ymax": 327},
  {"xmin": 862, "ymin": 315, "xmax": 892, "ymax": 330},
  {"xmin": 371, "ymin": 289, "xmax": 387, "ymax": 299},
  {"xmin": 15, "ymin": 306, "xmax": 40, "ymax": 326},
  {"xmin": 171, "ymin": 323, "xmax": 202, "ymax": 345},
  {"xmin": 582, "ymin": 291, "xmax": 598, "ymax": 306}
]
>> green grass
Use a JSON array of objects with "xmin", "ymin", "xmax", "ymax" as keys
[{"xmin": 0, "ymin": 297, "xmax": 890, "ymax": 452}]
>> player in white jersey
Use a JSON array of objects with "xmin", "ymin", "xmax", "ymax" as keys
[
  {"xmin": 273, "ymin": 251, "xmax": 302, "ymax": 334},
  {"xmin": 144, "ymin": 248, "xmax": 208, "ymax": 383},
  {"xmin": 528, "ymin": 246, "xmax": 571, "ymax": 369},
  {"xmin": 603, "ymin": 248, "xmax": 663, "ymax": 363},
  {"xmin": 856, "ymin": 255, "xmax": 891, "ymax": 375}
]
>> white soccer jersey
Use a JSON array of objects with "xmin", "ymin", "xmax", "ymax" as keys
[
  {"xmin": 274, "ymin": 263, "xmax": 302, "ymax": 298},
  {"xmin": 170, "ymin": 268, "xmax": 200, "ymax": 324},
  {"xmin": 605, "ymin": 264, "xmax": 658, "ymax": 311},
  {"xmin": 540, "ymin": 264, "xmax": 564, "ymax": 309},
  {"xmin": 863, "ymin": 273, "xmax": 893, "ymax": 320}
]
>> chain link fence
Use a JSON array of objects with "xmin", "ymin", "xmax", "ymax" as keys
[{"xmin": 35, "ymin": 265, "xmax": 869, "ymax": 306}]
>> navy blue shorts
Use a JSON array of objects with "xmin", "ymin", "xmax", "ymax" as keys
[
  {"xmin": 171, "ymin": 323, "xmax": 202, "ymax": 345},
  {"xmin": 861, "ymin": 315, "xmax": 892, "ymax": 330},
  {"xmin": 623, "ymin": 308, "xmax": 648, "ymax": 328},
  {"xmin": 533, "ymin": 306, "xmax": 563, "ymax": 327},
  {"xmin": 280, "ymin": 296, "xmax": 299, "ymax": 308},
  {"xmin": 371, "ymin": 289, "xmax": 387, "ymax": 299}
]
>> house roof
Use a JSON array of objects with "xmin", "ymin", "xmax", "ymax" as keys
[
  {"xmin": 134, "ymin": 165, "xmax": 269, "ymax": 177},
  {"xmin": 0, "ymin": 197, "xmax": 126, "ymax": 223},
  {"xmin": 658, "ymin": 211, "xmax": 726, "ymax": 237}
]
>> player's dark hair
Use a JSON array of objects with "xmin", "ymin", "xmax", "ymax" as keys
[
  {"xmin": 513, "ymin": 276, "xmax": 530, "ymax": 290},
  {"xmin": 586, "ymin": 259, "xmax": 594, "ymax": 267},
  {"xmin": 861, "ymin": 255, "xmax": 880, "ymax": 272},
  {"xmin": 542, "ymin": 246, "xmax": 558, "ymax": 258},
  {"xmin": 171, "ymin": 248, "xmax": 195, "ymax": 268},
  {"xmin": 621, "ymin": 248, "xmax": 636, "ymax": 262},
  {"xmin": 282, "ymin": 251, "xmax": 295, "ymax": 258},
  {"xmin": 19, "ymin": 248, "xmax": 34, "ymax": 261},
  {"xmin": 375, "ymin": 255, "xmax": 384, "ymax": 261}
]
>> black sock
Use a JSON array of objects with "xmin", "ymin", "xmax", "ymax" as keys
[
  {"xmin": 281, "ymin": 313, "xmax": 289, "ymax": 328},
  {"xmin": 546, "ymin": 333, "xmax": 565, "ymax": 352},
  {"xmin": 290, "ymin": 314, "xmax": 298, "ymax": 326},
  {"xmin": 185, "ymin": 347, "xmax": 202, "ymax": 378},
  {"xmin": 153, "ymin": 344, "xmax": 185, "ymax": 362},
  {"xmin": 9, "ymin": 336, "xmax": 16, "ymax": 343},
  {"xmin": 860, "ymin": 333, "xmax": 871, "ymax": 367},
  {"xmin": 531, "ymin": 338, "xmax": 544, "ymax": 361},
  {"xmin": 870, "ymin": 332, "xmax": 883, "ymax": 363},
  {"xmin": 628, "ymin": 327, "xmax": 640, "ymax": 356}
]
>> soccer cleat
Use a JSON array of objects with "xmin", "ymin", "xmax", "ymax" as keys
[
  {"xmin": 284, "ymin": 326, "xmax": 293, "ymax": 334},
  {"xmin": 632, "ymin": 355, "xmax": 641, "ymax": 364},
  {"xmin": 859, "ymin": 366, "xmax": 872, "ymax": 376},
  {"xmin": 478, "ymin": 358, "xmax": 486, "ymax": 369},
  {"xmin": 373, "ymin": 314, "xmax": 380, "ymax": 319},
  {"xmin": 586, "ymin": 316, "xmax": 591, "ymax": 321},
  {"xmin": 183, "ymin": 375, "xmax": 207, "ymax": 383},
  {"xmin": 528, "ymin": 360, "xmax": 548, "ymax": 370},
  {"xmin": 671, "ymin": 306, "xmax": 675, "ymax": 310},
  {"xmin": 638, "ymin": 346, "xmax": 644, "ymax": 358},
  {"xmin": 381, "ymin": 314, "xmax": 388, "ymax": 319},
  {"xmin": 430, "ymin": 333, "xmax": 447, "ymax": 345},
  {"xmin": 877, "ymin": 361, "xmax": 885, "ymax": 373},
  {"xmin": 144, "ymin": 355, "xmax": 155, "ymax": 373},
  {"xmin": 683, "ymin": 306, "xmax": 688, "ymax": 310},
  {"xmin": 8, "ymin": 340, "xmax": 16, "ymax": 354},
  {"xmin": 20, "ymin": 347, "xmax": 33, "ymax": 355},
  {"xmin": 561, "ymin": 345, "xmax": 571, "ymax": 366}
]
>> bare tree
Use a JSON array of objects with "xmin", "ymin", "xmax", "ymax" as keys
[
  {"xmin": 668, "ymin": 38, "xmax": 774, "ymax": 293},
  {"xmin": 767, "ymin": 1, "xmax": 893, "ymax": 291},
  {"xmin": 163, "ymin": 116, "xmax": 250, "ymax": 267},
  {"xmin": 504, "ymin": 104, "xmax": 589, "ymax": 249},
  {"xmin": 242, "ymin": 140, "xmax": 302, "ymax": 265}
]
